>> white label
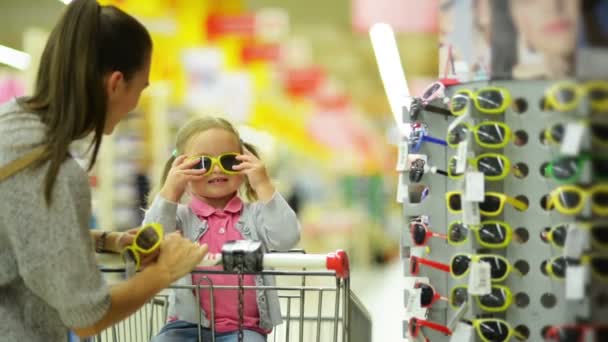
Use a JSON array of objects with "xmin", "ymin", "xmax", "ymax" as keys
[
  {"xmin": 405, "ymin": 288, "xmax": 422, "ymax": 313},
  {"xmin": 396, "ymin": 140, "xmax": 409, "ymax": 172},
  {"xmin": 449, "ymin": 322, "xmax": 474, "ymax": 342},
  {"xmin": 566, "ymin": 265, "xmax": 587, "ymax": 300},
  {"xmin": 447, "ymin": 302, "xmax": 469, "ymax": 331},
  {"xmin": 560, "ymin": 122, "xmax": 586, "ymax": 156},
  {"xmin": 455, "ymin": 140, "xmax": 469, "ymax": 174},
  {"xmin": 464, "ymin": 172, "xmax": 485, "ymax": 202},
  {"xmin": 396, "ymin": 173, "xmax": 407, "ymax": 203},
  {"xmin": 462, "ymin": 200, "xmax": 480, "ymax": 225},
  {"xmin": 468, "ymin": 261, "xmax": 492, "ymax": 295},
  {"xmin": 564, "ymin": 224, "xmax": 589, "ymax": 258}
]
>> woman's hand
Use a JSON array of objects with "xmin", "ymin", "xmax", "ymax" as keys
[
  {"xmin": 233, "ymin": 148, "xmax": 275, "ymax": 201},
  {"xmin": 153, "ymin": 231, "xmax": 208, "ymax": 285},
  {"xmin": 160, "ymin": 155, "xmax": 207, "ymax": 202}
]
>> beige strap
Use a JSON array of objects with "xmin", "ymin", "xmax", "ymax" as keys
[{"xmin": 0, "ymin": 146, "xmax": 46, "ymax": 182}]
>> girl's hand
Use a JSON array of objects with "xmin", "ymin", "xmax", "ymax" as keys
[
  {"xmin": 160, "ymin": 155, "xmax": 207, "ymax": 202},
  {"xmin": 233, "ymin": 148, "xmax": 275, "ymax": 201}
]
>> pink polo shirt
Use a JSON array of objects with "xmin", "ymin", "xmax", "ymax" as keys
[{"xmin": 189, "ymin": 195, "xmax": 267, "ymax": 334}]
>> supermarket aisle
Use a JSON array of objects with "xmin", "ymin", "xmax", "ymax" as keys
[{"xmin": 351, "ymin": 261, "xmax": 403, "ymax": 342}]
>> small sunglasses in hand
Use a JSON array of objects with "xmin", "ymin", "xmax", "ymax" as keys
[{"xmin": 122, "ymin": 223, "xmax": 164, "ymax": 271}]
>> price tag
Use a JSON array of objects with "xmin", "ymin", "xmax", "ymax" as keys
[
  {"xmin": 405, "ymin": 288, "xmax": 422, "ymax": 314},
  {"xmin": 455, "ymin": 139, "xmax": 469, "ymax": 174},
  {"xmin": 449, "ymin": 322, "xmax": 474, "ymax": 342},
  {"xmin": 566, "ymin": 265, "xmax": 588, "ymax": 300},
  {"xmin": 468, "ymin": 261, "xmax": 491, "ymax": 295},
  {"xmin": 462, "ymin": 200, "xmax": 480, "ymax": 225},
  {"xmin": 396, "ymin": 173, "xmax": 407, "ymax": 203},
  {"xmin": 564, "ymin": 224, "xmax": 589, "ymax": 259},
  {"xmin": 464, "ymin": 172, "xmax": 485, "ymax": 202},
  {"xmin": 396, "ymin": 140, "xmax": 409, "ymax": 171},
  {"xmin": 560, "ymin": 122, "xmax": 586, "ymax": 156},
  {"xmin": 447, "ymin": 301, "xmax": 469, "ymax": 331}
]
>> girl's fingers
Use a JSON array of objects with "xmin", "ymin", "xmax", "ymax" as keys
[
  {"xmin": 235, "ymin": 154, "xmax": 257, "ymax": 162},
  {"xmin": 232, "ymin": 162, "xmax": 255, "ymax": 171},
  {"xmin": 180, "ymin": 169, "xmax": 207, "ymax": 176},
  {"xmin": 172, "ymin": 154, "xmax": 188, "ymax": 167},
  {"xmin": 177, "ymin": 157, "xmax": 201, "ymax": 170}
]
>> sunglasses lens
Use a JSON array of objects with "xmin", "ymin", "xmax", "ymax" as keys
[
  {"xmin": 596, "ymin": 327, "xmax": 608, "ymax": 341},
  {"xmin": 551, "ymin": 225, "xmax": 568, "ymax": 247},
  {"xmin": 451, "ymin": 92, "xmax": 470, "ymax": 113},
  {"xmin": 477, "ymin": 123, "xmax": 507, "ymax": 146},
  {"xmin": 592, "ymin": 124, "xmax": 608, "ymax": 142},
  {"xmin": 449, "ymin": 193, "xmax": 463, "ymax": 211},
  {"xmin": 191, "ymin": 157, "xmax": 211, "ymax": 170},
  {"xmin": 592, "ymin": 189, "xmax": 608, "ymax": 207},
  {"xmin": 417, "ymin": 283, "xmax": 435, "ymax": 307},
  {"xmin": 591, "ymin": 257, "xmax": 608, "ymax": 277},
  {"xmin": 555, "ymin": 88, "xmax": 577, "ymax": 104},
  {"xmin": 422, "ymin": 83, "xmax": 440, "ymax": 100},
  {"xmin": 411, "ymin": 223, "xmax": 428, "ymax": 246},
  {"xmin": 477, "ymin": 155, "xmax": 506, "ymax": 177},
  {"xmin": 449, "ymin": 222, "xmax": 469, "ymax": 243},
  {"xmin": 550, "ymin": 124, "xmax": 565, "ymax": 143},
  {"xmin": 589, "ymin": 86, "xmax": 608, "ymax": 101},
  {"xmin": 554, "ymin": 189, "xmax": 582, "ymax": 210},
  {"xmin": 479, "ymin": 195, "xmax": 502, "ymax": 213},
  {"xmin": 136, "ymin": 226, "xmax": 160, "ymax": 251},
  {"xmin": 592, "ymin": 158, "xmax": 608, "ymax": 177},
  {"xmin": 477, "ymin": 89, "xmax": 505, "ymax": 110},
  {"xmin": 479, "ymin": 287, "xmax": 507, "ymax": 309},
  {"xmin": 448, "ymin": 124, "xmax": 469, "ymax": 145},
  {"xmin": 451, "ymin": 254, "xmax": 471, "ymax": 277},
  {"xmin": 480, "ymin": 256, "xmax": 509, "ymax": 279},
  {"xmin": 478, "ymin": 223, "xmax": 508, "ymax": 245},
  {"xmin": 448, "ymin": 157, "xmax": 463, "ymax": 178},
  {"xmin": 451, "ymin": 287, "xmax": 468, "ymax": 307},
  {"xmin": 219, "ymin": 154, "xmax": 239, "ymax": 172},
  {"xmin": 478, "ymin": 321, "xmax": 510, "ymax": 342},
  {"xmin": 552, "ymin": 257, "xmax": 568, "ymax": 278},
  {"xmin": 591, "ymin": 223, "xmax": 608, "ymax": 246},
  {"xmin": 551, "ymin": 157, "xmax": 579, "ymax": 181}
]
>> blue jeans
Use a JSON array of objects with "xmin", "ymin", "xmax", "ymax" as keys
[{"xmin": 151, "ymin": 320, "xmax": 267, "ymax": 342}]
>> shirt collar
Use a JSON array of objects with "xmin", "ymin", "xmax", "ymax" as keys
[{"xmin": 189, "ymin": 194, "xmax": 243, "ymax": 218}]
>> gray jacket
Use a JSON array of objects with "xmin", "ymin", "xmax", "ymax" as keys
[{"xmin": 144, "ymin": 193, "xmax": 301, "ymax": 330}]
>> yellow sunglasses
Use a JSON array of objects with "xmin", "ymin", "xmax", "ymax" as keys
[
  {"xmin": 546, "ymin": 183, "xmax": 608, "ymax": 216},
  {"xmin": 447, "ymin": 121, "xmax": 511, "ymax": 149},
  {"xmin": 186, "ymin": 152, "xmax": 241, "ymax": 176},
  {"xmin": 462, "ymin": 318, "xmax": 526, "ymax": 342},
  {"xmin": 447, "ymin": 220, "xmax": 513, "ymax": 249},
  {"xmin": 448, "ymin": 153, "xmax": 511, "ymax": 181},
  {"xmin": 446, "ymin": 191, "xmax": 529, "ymax": 217},
  {"xmin": 543, "ymin": 121, "xmax": 608, "ymax": 147},
  {"xmin": 450, "ymin": 284, "xmax": 513, "ymax": 313},
  {"xmin": 450, "ymin": 253, "xmax": 521, "ymax": 282},
  {"xmin": 122, "ymin": 223, "xmax": 164, "ymax": 271},
  {"xmin": 542, "ymin": 254, "xmax": 608, "ymax": 282},
  {"xmin": 450, "ymin": 87, "xmax": 512, "ymax": 116},
  {"xmin": 545, "ymin": 80, "xmax": 608, "ymax": 112}
]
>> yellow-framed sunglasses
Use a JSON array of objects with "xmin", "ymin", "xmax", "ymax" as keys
[
  {"xmin": 122, "ymin": 223, "xmax": 164, "ymax": 270},
  {"xmin": 450, "ymin": 87, "xmax": 512, "ymax": 116},
  {"xmin": 447, "ymin": 121, "xmax": 511, "ymax": 149},
  {"xmin": 542, "ymin": 254, "xmax": 608, "ymax": 282},
  {"xmin": 186, "ymin": 152, "xmax": 241, "ymax": 175},
  {"xmin": 447, "ymin": 220, "xmax": 513, "ymax": 249},
  {"xmin": 450, "ymin": 284, "xmax": 513, "ymax": 312},
  {"xmin": 543, "ymin": 222, "xmax": 608, "ymax": 250},
  {"xmin": 546, "ymin": 183, "xmax": 608, "ymax": 216},
  {"xmin": 450, "ymin": 253, "xmax": 521, "ymax": 282},
  {"xmin": 545, "ymin": 80, "xmax": 608, "ymax": 112},
  {"xmin": 462, "ymin": 318, "xmax": 527, "ymax": 342},
  {"xmin": 446, "ymin": 191, "xmax": 529, "ymax": 217},
  {"xmin": 543, "ymin": 120, "xmax": 608, "ymax": 147},
  {"xmin": 448, "ymin": 153, "xmax": 511, "ymax": 181}
]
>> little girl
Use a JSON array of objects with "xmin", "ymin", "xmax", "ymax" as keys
[{"xmin": 145, "ymin": 117, "xmax": 301, "ymax": 342}]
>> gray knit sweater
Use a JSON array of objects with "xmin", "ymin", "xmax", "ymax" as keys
[{"xmin": 0, "ymin": 99, "xmax": 110, "ymax": 341}]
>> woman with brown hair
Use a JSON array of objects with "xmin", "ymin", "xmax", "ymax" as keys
[{"xmin": 0, "ymin": 1, "xmax": 207, "ymax": 340}]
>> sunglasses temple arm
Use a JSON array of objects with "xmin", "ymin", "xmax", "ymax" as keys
[
  {"xmin": 417, "ymin": 257, "xmax": 451, "ymax": 273},
  {"xmin": 416, "ymin": 319, "xmax": 453, "ymax": 336},
  {"xmin": 422, "ymin": 135, "xmax": 448, "ymax": 146},
  {"xmin": 425, "ymin": 104, "xmax": 453, "ymax": 116},
  {"xmin": 431, "ymin": 232, "xmax": 448, "ymax": 240},
  {"xmin": 509, "ymin": 197, "xmax": 529, "ymax": 211}
]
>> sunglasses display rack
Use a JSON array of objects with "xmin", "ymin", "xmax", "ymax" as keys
[{"xmin": 399, "ymin": 79, "xmax": 605, "ymax": 342}]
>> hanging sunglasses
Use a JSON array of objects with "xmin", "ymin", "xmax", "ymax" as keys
[
  {"xmin": 413, "ymin": 281, "xmax": 448, "ymax": 308},
  {"xmin": 409, "ymin": 220, "xmax": 447, "ymax": 246},
  {"xmin": 450, "ymin": 87, "xmax": 512, "ymax": 116},
  {"xmin": 544, "ymin": 81, "xmax": 608, "ymax": 112},
  {"xmin": 451, "ymin": 253, "xmax": 520, "ymax": 282},
  {"xmin": 544, "ymin": 324, "xmax": 608, "ymax": 342},
  {"xmin": 448, "ymin": 153, "xmax": 511, "ymax": 181},
  {"xmin": 543, "ymin": 121, "xmax": 608, "ymax": 147},
  {"xmin": 542, "ymin": 255, "xmax": 608, "ymax": 281},
  {"xmin": 186, "ymin": 152, "xmax": 241, "ymax": 175},
  {"xmin": 447, "ymin": 121, "xmax": 511, "ymax": 149},
  {"xmin": 409, "ymin": 255, "xmax": 451, "ymax": 275},
  {"xmin": 544, "ymin": 154, "xmax": 608, "ymax": 183},
  {"xmin": 546, "ymin": 183, "xmax": 608, "ymax": 216},
  {"xmin": 408, "ymin": 317, "xmax": 452, "ymax": 338},
  {"xmin": 122, "ymin": 223, "xmax": 164, "ymax": 271},
  {"xmin": 446, "ymin": 191, "xmax": 529, "ymax": 217},
  {"xmin": 461, "ymin": 318, "xmax": 526, "ymax": 342},
  {"xmin": 450, "ymin": 284, "xmax": 513, "ymax": 313},
  {"xmin": 408, "ymin": 122, "xmax": 448, "ymax": 153},
  {"xmin": 543, "ymin": 222, "xmax": 608, "ymax": 250},
  {"xmin": 409, "ymin": 158, "xmax": 448, "ymax": 183},
  {"xmin": 447, "ymin": 221, "xmax": 513, "ymax": 249}
]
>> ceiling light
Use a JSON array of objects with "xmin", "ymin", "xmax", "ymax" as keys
[{"xmin": 0, "ymin": 44, "xmax": 31, "ymax": 70}]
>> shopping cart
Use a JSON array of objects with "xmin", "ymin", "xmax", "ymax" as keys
[{"xmin": 94, "ymin": 248, "xmax": 371, "ymax": 342}]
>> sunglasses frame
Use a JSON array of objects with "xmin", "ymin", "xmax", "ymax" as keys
[
  {"xmin": 414, "ymin": 281, "xmax": 448, "ymax": 308},
  {"xmin": 447, "ymin": 220, "xmax": 513, "ymax": 249},
  {"xmin": 450, "ymin": 87, "xmax": 512, "ymax": 116},
  {"xmin": 410, "ymin": 221, "xmax": 447, "ymax": 246},
  {"xmin": 445, "ymin": 191, "xmax": 529, "ymax": 217},
  {"xmin": 545, "ymin": 81, "xmax": 608, "ymax": 112},
  {"xmin": 545, "ymin": 323, "xmax": 608, "ymax": 342},
  {"xmin": 448, "ymin": 152, "xmax": 512, "ymax": 181},
  {"xmin": 409, "ymin": 256, "xmax": 451, "ymax": 276},
  {"xmin": 547, "ymin": 183, "xmax": 608, "ymax": 216},
  {"xmin": 447, "ymin": 121, "xmax": 512, "ymax": 149},
  {"xmin": 450, "ymin": 253, "xmax": 518, "ymax": 282},
  {"xmin": 449, "ymin": 284, "xmax": 513, "ymax": 312},
  {"xmin": 186, "ymin": 152, "xmax": 241, "ymax": 176},
  {"xmin": 409, "ymin": 317, "xmax": 452, "ymax": 338},
  {"xmin": 122, "ymin": 223, "xmax": 164, "ymax": 270},
  {"xmin": 466, "ymin": 318, "xmax": 526, "ymax": 342},
  {"xmin": 544, "ymin": 154, "xmax": 594, "ymax": 184}
]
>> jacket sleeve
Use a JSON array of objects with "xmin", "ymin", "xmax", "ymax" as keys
[
  {"xmin": 143, "ymin": 195, "xmax": 181, "ymax": 233},
  {"xmin": 254, "ymin": 191, "xmax": 301, "ymax": 251}
]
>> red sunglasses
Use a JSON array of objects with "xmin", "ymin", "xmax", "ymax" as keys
[
  {"xmin": 408, "ymin": 317, "xmax": 452, "ymax": 338},
  {"xmin": 409, "ymin": 255, "xmax": 451, "ymax": 275}
]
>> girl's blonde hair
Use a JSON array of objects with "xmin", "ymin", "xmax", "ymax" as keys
[{"xmin": 156, "ymin": 116, "xmax": 259, "ymax": 204}]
